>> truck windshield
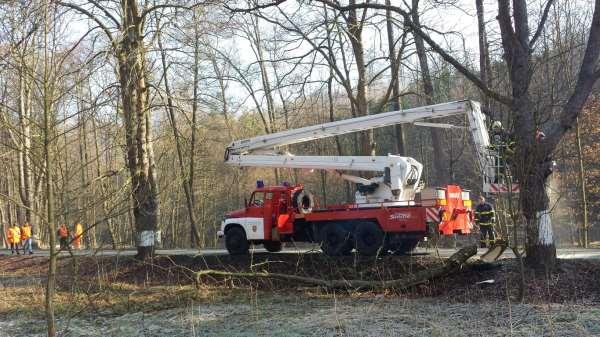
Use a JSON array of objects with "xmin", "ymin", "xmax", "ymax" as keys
[{"xmin": 250, "ymin": 192, "xmax": 265, "ymax": 207}]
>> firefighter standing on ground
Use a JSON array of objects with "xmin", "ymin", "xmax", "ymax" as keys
[
  {"xmin": 475, "ymin": 196, "xmax": 496, "ymax": 248},
  {"xmin": 7, "ymin": 224, "xmax": 21, "ymax": 255},
  {"xmin": 73, "ymin": 222, "xmax": 83, "ymax": 250},
  {"xmin": 20, "ymin": 222, "xmax": 33, "ymax": 254},
  {"xmin": 58, "ymin": 224, "xmax": 70, "ymax": 250}
]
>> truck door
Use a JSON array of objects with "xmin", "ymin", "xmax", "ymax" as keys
[
  {"xmin": 262, "ymin": 192, "xmax": 276, "ymax": 240},
  {"xmin": 245, "ymin": 191, "xmax": 267, "ymax": 240}
]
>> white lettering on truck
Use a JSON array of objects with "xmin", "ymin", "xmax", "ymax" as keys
[{"xmin": 389, "ymin": 213, "xmax": 411, "ymax": 220}]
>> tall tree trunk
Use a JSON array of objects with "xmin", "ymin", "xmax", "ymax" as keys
[
  {"xmin": 412, "ymin": 0, "xmax": 447, "ymax": 185},
  {"xmin": 496, "ymin": 0, "xmax": 558, "ymax": 269},
  {"xmin": 348, "ymin": 0, "xmax": 374, "ymax": 155},
  {"xmin": 386, "ymin": 0, "xmax": 406, "ymax": 155},
  {"xmin": 190, "ymin": 10, "xmax": 202, "ymax": 247},
  {"xmin": 77, "ymin": 78, "xmax": 89, "ymax": 230},
  {"xmin": 157, "ymin": 30, "xmax": 202, "ymax": 247},
  {"xmin": 575, "ymin": 117, "xmax": 589, "ymax": 248},
  {"xmin": 17, "ymin": 55, "xmax": 33, "ymax": 224},
  {"xmin": 117, "ymin": 0, "xmax": 159, "ymax": 259},
  {"xmin": 475, "ymin": 0, "xmax": 493, "ymax": 113},
  {"xmin": 510, "ymin": 70, "xmax": 557, "ymax": 269},
  {"xmin": 42, "ymin": 3, "xmax": 57, "ymax": 336}
]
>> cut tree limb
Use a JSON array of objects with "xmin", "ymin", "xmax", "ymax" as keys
[{"xmin": 194, "ymin": 245, "xmax": 477, "ymax": 291}]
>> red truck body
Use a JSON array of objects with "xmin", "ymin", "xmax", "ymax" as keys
[{"xmin": 219, "ymin": 184, "xmax": 473, "ymax": 255}]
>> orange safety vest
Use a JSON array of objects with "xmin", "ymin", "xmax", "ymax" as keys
[
  {"xmin": 6, "ymin": 228, "xmax": 13, "ymax": 243},
  {"xmin": 20, "ymin": 225, "xmax": 32, "ymax": 240},
  {"xmin": 8, "ymin": 227, "xmax": 21, "ymax": 244},
  {"xmin": 58, "ymin": 226, "xmax": 69, "ymax": 238}
]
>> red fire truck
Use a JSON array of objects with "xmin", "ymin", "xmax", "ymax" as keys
[{"xmin": 218, "ymin": 101, "xmax": 501, "ymax": 256}]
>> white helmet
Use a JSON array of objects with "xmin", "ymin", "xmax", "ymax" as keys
[{"xmin": 491, "ymin": 121, "xmax": 502, "ymax": 130}]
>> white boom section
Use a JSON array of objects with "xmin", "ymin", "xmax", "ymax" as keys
[
  {"xmin": 225, "ymin": 100, "xmax": 497, "ymax": 200},
  {"xmin": 228, "ymin": 154, "xmax": 423, "ymax": 202},
  {"xmin": 463, "ymin": 102, "xmax": 496, "ymax": 189},
  {"xmin": 226, "ymin": 100, "xmax": 480, "ymax": 155}
]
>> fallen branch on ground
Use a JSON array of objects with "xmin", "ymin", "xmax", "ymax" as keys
[{"xmin": 194, "ymin": 245, "xmax": 477, "ymax": 291}]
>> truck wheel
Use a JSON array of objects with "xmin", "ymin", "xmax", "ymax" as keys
[
  {"xmin": 263, "ymin": 241, "xmax": 282, "ymax": 253},
  {"xmin": 225, "ymin": 226, "xmax": 249, "ymax": 255},
  {"xmin": 354, "ymin": 222, "xmax": 384, "ymax": 256},
  {"xmin": 320, "ymin": 223, "xmax": 353, "ymax": 256}
]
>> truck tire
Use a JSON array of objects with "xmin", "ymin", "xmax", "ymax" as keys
[
  {"xmin": 320, "ymin": 223, "xmax": 353, "ymax": 256},
  {"xmin": 263, "ymin": 241, "xmax": 282, "ymax": 253},
  {"xmin": 225, "ymin": 226, "xmax": 249, "ymax": 255},
  {"xmin": 354, "ymin": 222, "xmax": 384, "ymax": 256}
]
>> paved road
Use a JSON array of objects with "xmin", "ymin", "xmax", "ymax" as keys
[{"xmin": 2, "ymin": 246, "xmax": 600, "ymax": 259}]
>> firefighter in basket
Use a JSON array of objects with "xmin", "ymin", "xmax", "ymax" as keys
[{"xmin": 489, "ymin": 121, "xmax": 515, "ymax": 183}]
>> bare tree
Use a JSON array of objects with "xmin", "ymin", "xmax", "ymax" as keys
[
  {"xmin": 57, "ymin": 1, "xmax": 205, "ymax": 258},
  {"xmin": 411, "ymin": 0, "xmax": 448, "ymax": 185}
]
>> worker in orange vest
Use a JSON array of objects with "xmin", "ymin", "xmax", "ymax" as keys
[
  {"xmin": 20, "ymin": 222, "xmax": 33, "ymax": 255},
  {"xmin": 6, "ymin": 224, "xmax": 21, "ymax": 255},
  {"xmin": 73, "ymin": 222, "xmax": 84, "ymax": 250},
  {"xmin": 57, "ymin": 224, "xmax": 70, "ymax": 251}
]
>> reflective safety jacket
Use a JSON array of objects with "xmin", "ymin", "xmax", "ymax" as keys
[
  {"xmin": 6, "ymin": 229, "xmax": 13, "ymax": 244},
  {"xmin": 475, "ymin": 202, "xmax": 496, "ymax": 226},
  {"xmin": 7, "ymin": 226, "xmax": 21, "ymax": 244},
  {"xmin": 58, "ymin": 226, "xmax": 69, "ymax": 238},
  {"xmin": 20, "ymin": 224, "xmax": 32, "ymax": 240},
  {"xmin": 75, "ymin": 223, "xmax": 83, "ymax": 237},
  {"xmin": 489, "ymin": 130, "xmax": 515, "ymax": 160}
]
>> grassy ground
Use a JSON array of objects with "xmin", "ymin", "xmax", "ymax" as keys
[{"xmin": 1, "ymin": 252, "xmax": 599, "ymax": 336}]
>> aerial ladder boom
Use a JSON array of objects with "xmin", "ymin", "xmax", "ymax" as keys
[
  {"xmin": 226, "ymin": 100, "xmax": 485, "ymax": 154},
  {"xmin": 224, "ymin": 100, "xmax": 495, "ymax": 202}
]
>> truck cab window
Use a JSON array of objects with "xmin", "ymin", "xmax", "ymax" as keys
[{"xmin": 250, "ymin": 192, "xmax": 265, "ymax": 207}]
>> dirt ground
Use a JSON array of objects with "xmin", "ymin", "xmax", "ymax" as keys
[{"xmin": 1, "ymin": 252, "xmax": 600, "ymax": 336}]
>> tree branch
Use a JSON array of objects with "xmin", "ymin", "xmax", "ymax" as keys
[
  {"xmin": 529, "ymin": 0, "xmax": 554, "ymax": 50},
  {"xmin": 512, "ymin": 0, "xmax": 530, "ymax": 52},
  {"xmin": 196, "ymin": 245, "xmax": 477, "ymax": 290},
  {"xmin": 55, "ymin": 1, "xmax": 116, "ymax": 46},
  {"xmin": 547, "ymin": 0, "xmax": 600, "ymax": 148},
  {"xmin": 225, "ymin": 0, "xmax": 288, "ymax": 13},
  {"xmin": 316, "ymin": 0, "xmax": 513, "ymax": 106},
  {"xmin": 88, "ymin": 0, "xmax": 121, "ymax": 29},
  {"xmin": 497, "ymin": 0, "xmax": 515, "ymax": 70},
  {"xmin": 226, "ymin": 0, "xmax": 513, "ymax": 105}
]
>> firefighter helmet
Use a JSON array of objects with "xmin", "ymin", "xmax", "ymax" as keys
[{"xmin": 491, "ymin": 121, "xmax": 502, "ymax": 131}]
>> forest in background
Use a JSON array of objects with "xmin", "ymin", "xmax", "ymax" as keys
[{"xmin": 0, "ymin": 0, "xmax": 598, "ymax": 252}]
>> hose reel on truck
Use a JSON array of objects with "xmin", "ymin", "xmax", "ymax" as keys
[{"xmin": 292, "ymin": 189, "xmax": 314, "ymax": 214}]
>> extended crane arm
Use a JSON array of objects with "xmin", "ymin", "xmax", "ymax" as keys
[
  {"xmin": 225, "ymin": 100, "xmax": 484, "ymax": 156},
  {"xmin": 224, "ymin": 99, "xmax": 495, "ymax": 202}
]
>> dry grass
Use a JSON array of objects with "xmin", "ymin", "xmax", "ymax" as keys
[{"xmin": 1, "ymin": 253, "xmax": 600, "ymax": 336}]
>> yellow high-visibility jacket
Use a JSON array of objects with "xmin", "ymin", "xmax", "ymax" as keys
[
  {"xmin": 20, "ymin": 225, "xmax": 32, "ymax": 240},
  {"xmin": 7, "ymin": 227, "xmax": 21, "ymax": 244}
]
